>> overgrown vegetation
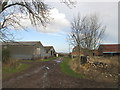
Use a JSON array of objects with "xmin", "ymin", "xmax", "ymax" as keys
[
  {"xmin": 2, "ymin": 48, "xmax": 10, "ymax": 63},
  {"xmin": 60, "ymin": 57, "xmax": 84, "ymax": 78},
  {"xmin": 2, "ymin": 61, "xmax": 31, "ymax": 80},
  {"xmin": 2, "ymin": 51, "xmax": 31, "ymax": 78},
  {"xmin": 3, "ymin": 63, "xmax": 30, "ymax": 74},
  {"xmin": 70, "ymin": 56, "xmax": 119, "ymax": 82}
]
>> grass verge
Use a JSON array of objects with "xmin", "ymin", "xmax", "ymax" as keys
[
  {"xmin": 3, "ymin": 63, "xmax": 31, "ymax": 74},
  {"xmin": 60, "ymin": 57, "xmax": 84, "ymax": 78},
  {"xmin": 3, "ymin": 63, "xmax": 31, "ymax": 80},
  {"xmin": 20, "ymin": 57, "xmax": 58, "ymax": 62}
]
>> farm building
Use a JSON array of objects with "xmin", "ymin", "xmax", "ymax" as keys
[
  {"xmin": 98, "ymin": 44, "xmax": 120, "ymax": 56},
  {"xmin": 44, "ymin": 46, "xmax": 56, "ymax": 58},
  {"xmin": 2, "ymin": 41, "xmax": 47, "ymax": 60},
  {"xmin": 71, "ymin": 46, "xmax": 86, "ymax": 58},
  {"xmin": 91, "ymin": 50, "xmax": 99, "ymax": 56},
  {"xmin": 71, "ymin": 44, "xmax": 120, "ymax": 57}
]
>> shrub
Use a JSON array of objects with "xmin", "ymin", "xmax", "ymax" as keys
[{"xmin": 2, "ymin": 48, "xmax": 10, "ymax": 63}]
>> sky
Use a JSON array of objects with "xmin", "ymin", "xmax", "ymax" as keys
[{"xmin": 8, "ymin": 1, "xmax": 118, "ymax": 53}]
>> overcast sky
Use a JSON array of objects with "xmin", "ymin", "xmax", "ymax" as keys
[{"xmin": 11, "ymin": 1, "xmax": 118, "ymax": 53}]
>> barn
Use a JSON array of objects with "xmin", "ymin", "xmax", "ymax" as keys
[
  {"xmin": 44, "ymin": 46, "xmax": 56, "ymax": 58},
  {"xmin": 98, "ymin": 44, "xmax": 120, "ymax": 56},
  {"xmin": 71, "ymin": 44, "xmax": 120, "ymax": 57},
  {"xmin": 2, "ymin": 41, "xmax": 46, "ymax": 60}
]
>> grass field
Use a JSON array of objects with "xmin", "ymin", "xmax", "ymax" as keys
[{"xmin": 60, "ymin": 57, "xmax": 84, "ymax": 78}]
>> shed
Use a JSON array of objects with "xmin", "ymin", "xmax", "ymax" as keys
[
  {"xmin": 2, "ymin": 41, "xmax": 46, "ymax": 60},
  {"xmin": 44, "ymin": 46, "xmax": 56, "ymax": 58}
]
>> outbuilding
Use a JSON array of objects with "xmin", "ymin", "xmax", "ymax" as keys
[
  {"xmin": 98, "ymin": 44, "xmax": 120, "ymax": 56},
  {"xmin": 2, "ymin": 41, "xmax": 46, "ymax": 60},
  {"xmin": 44, "ymin": 46, "xmax": 56, "ymax": 58}
]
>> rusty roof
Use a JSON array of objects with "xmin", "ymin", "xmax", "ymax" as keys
[{"xmin": 99, "ymin": 44, "xmax": 120, "ymax": 53}]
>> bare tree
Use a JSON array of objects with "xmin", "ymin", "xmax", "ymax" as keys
[
  {"xmin": 61, "ymin": 0, "xmax": 76, "ymax": 8},
  {"xmin": 68, "ymin": 14, "xmax": 87, "ymax": 64},
  {"xmin": 80, "ymin": 14, "xmax": 106, "ymax": 51},
  {"xmin": 0, "ymin": 0, "xmax": 75, "ymax": 42},
  {"xmin": 69, "ymin": 14, "xmax": 106, "ymax": 64},
  {"xmin": 0, "ymin": 0, "xmax": 50, "ymax": 41}
]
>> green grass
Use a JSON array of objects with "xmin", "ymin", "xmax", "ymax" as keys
[
  {"xmin": 20, "ymin": 57, "xmax": 58, "ymax": 62},
  {"xmin": 60, "ymin": 57, "xmax": 84, "ymax": 78},
  {"xmin": 3, "ymin": 63, "xmax": 31, "ymax": 74}
]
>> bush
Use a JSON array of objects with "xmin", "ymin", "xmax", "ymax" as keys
[{"xmin": 2, "ymin": 48, "xmax": 10, "ymax": 63}]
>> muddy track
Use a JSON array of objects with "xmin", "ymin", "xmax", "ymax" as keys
[{"xmin": 2, "ymin": 57, "xmax": 118, "ymax": 88}]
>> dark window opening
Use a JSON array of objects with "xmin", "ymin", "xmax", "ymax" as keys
[{"xmin": 51, "ymin": 51, "xmax": 52, "ymax": 56}]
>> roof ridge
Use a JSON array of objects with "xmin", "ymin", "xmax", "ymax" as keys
[
  {"xmin": 44, "ymin": 46, "xmax": 53, "ymax": 47},
  {"xmin": 2, "ymin": 41, "xmax": 42, "ymax": 46},
  {"xmin": 101, "ymin": 44, "xmax": 120, "ymax": 45}
]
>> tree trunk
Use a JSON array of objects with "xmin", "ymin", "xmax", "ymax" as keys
[{"xmin": 77, "ymin": 45, "xmax": 81, "ymax": 65}]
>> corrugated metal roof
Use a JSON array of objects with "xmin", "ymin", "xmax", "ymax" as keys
[
  {"xmin": 2, "ymin": 41, "xmax": 42, "ymax": 46},
  {"xmin": 99, "ymin": 44, "xmax": 120, "ymax": 52}
]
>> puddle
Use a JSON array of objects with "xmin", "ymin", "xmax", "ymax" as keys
[{"xmin": 54, "ymin": 60, "xmax": 62, "ymax": 63}]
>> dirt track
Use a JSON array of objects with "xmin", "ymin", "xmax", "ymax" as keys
[{"xmin": 2, "ymin": 57, "xmax": 118, "ymax": 88}]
